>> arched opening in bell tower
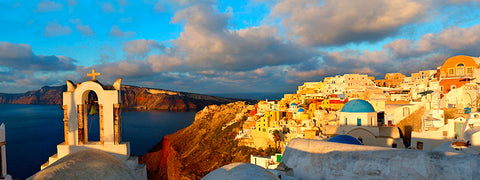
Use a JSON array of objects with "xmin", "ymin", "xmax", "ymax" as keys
[{"xmin": 86, "ymin": 91, "xmax": 100, "ymax": 142}]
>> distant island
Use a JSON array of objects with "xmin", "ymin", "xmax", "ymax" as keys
[{"xmin": 0, "ymin": 84, "xmax": 258, "ymax": 111}]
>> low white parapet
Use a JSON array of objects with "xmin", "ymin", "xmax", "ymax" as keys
[{"xmin": 56, "ymin": 142, "xmax": 130, "ymax": 163}]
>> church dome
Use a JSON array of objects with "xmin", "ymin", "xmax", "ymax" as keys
[
  {"xmin": 328, "ymin": 135, "xmax": 362, "ymax": 145},
  {"xmin": 203, "ymin": 162, "xmax": 278, "ymax": 180},
  {"xmin": 29, "ymin": 149, "xmax": 137, "ymax": 180},
  {"xmin": 291, "ymin": 103, "xmax": 297, "ymax": 106},
  {"xmin": 341, "ymin": 99, "xmax": 375, "ymax": 113},
  {"xmin": 298, "ymin": 108, "xmax": 305, "ymax": 112}
]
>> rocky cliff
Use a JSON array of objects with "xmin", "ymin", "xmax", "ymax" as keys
[
  {"xmin": 0, "ymin": 85, "xmax": 64, "ymax": 105},
  {"xmin": 0, "ymin": 85, "xmax": 256, "ymax": 111},
  {"xmin": 140, "ymin": 102, "xmax": 267, "ymax": 180}
]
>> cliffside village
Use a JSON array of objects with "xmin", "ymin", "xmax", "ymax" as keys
[{"xmin": 232, "ymin": 55, "xmax": 480, "ymax": 169}]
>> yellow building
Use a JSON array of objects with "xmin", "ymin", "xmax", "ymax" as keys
[
  {"xmin": 256, "ymin": 116, "xmax": 269, "ymax": 134},
  {"xmin": 300, "ymin": 113, "xmax": 310, "ymax": 120},
  {"xmin": 320, "ymin": 98, "xmax": 345, "ymax": 111},
  {"xmin": 265, "ymin": 111, "xmax": 281, "ymax": 127}
]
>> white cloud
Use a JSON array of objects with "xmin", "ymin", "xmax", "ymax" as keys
[
  {"xmin": 154, "ymin": 1, "xmax": 165, "ymax": 12},
  {"xmin": 100, "ymin": 2, "xmax": 115, "ymax": 13},
  {"xmin": 272, "ymin": 0, "xmax": 426, "ymax": 46},
  {"xmin": 123, "ymin": 39, "xmax": 164, "ymax": 57},
  {"xmin": 147, "ymin": 54, "xmax": 182, "ymax": 72},
  {"xmin": 109, "ymin": 25, "xmax": 136, "ymax": 37},
  {"xmin": 43, "ymin": 20, "xmax": 72, "ymax": 37},
  {"xmin": 36, "ymin": 0, "xmax": 63, "ymax": 12},
  {"xmin": 69, "ymin": 19, "xmax": 94, "ymax": 36},
  {"xmin": 67, "ymin": 0, "xmax": 78, "ymax": 7},
  {"xmin": 0, "ymin": 42, "xmax": 77, "ymax": 71},
  {"xmin": 171, "ymin": 4, "xmax": 315, "ymax": 71},
  {"xmin": 116, "ymin": 0, "xmax": 130, "ymax": 7}
]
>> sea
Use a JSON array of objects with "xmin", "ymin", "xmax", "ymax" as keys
[{"xmin": 0, "ymin": 104, "xmax": 197, "ymax": 180}]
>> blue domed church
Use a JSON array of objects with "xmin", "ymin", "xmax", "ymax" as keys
[
  {"xmin": 339, "ymin": 99, "xmax": 377, "ymax": 126},
  {"xmin": 325, "ymin": 99, "xmax": 404, "ymax": 148}
]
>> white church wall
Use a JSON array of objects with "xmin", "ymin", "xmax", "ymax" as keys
[
  {"xmin": 411, "ymin": 130, "xmax": 451, "ymax": 150},
  {"xmin": 279, "ymin": 139, "xmax": 480, "ymax": 179},
  {"xmin": 339, "ymin": 112, "xmax": 377, "ymax": 126},
  {"xmin": 393, "ymin": 103, "xmax": 422, "ymax": 125}
]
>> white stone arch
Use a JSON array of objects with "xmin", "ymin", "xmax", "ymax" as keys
[
  {"xmin": 74, "ymin": 81, "xmax": 109, "ymax": 144},
  {"xmin": 63, "ymin": 79, "xmax": 122, "ymax": 146},
  {"xmin": 74, "ymin": 81, "xmax": 108, "ymax": 106},
  {"xmin": 346, "ymin": 128, "xmax": 376, "ymax": 146}
]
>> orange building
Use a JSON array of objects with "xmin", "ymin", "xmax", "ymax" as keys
[
  {"xmin": 439, "ymin": 55, "xmax": 477, "ymax": 78},
  {"xmin": 439, "ymin": 55, "xmax": 479, "ymax": 93}
]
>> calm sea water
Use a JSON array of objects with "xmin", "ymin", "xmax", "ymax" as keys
[{"xmin": 0, "ymin": 104, "xmax": 196, "ymax": 180}]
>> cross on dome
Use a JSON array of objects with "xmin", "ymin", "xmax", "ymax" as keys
[{"xmin": 87, "ymin": 69, "xmax": 101, "ymax": 80}]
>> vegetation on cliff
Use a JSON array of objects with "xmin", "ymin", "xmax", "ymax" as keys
[{"xmin": 140, "ymin": 102, "xmax": 271, "ymax": 179}]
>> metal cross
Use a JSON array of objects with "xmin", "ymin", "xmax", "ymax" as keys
[{"xmin": 87, "ymin": 69, "xmax": 101, "ymax": 80}]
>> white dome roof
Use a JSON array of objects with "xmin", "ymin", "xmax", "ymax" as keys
[
  {"xmin": 203, "ymin": 162, "xmax": 279, "ymax": 180},
  {"xmin": 28, "ymin": 149, "xmax": 137, "ymax": 180}
]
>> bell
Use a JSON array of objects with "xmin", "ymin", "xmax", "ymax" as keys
[{"xmin": 89, "ymin": 104, "xmax": 98, "ymax": 115}]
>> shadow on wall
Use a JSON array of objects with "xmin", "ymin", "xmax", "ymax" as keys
[{"xmin": 402, "ymin": 125, "xmax": 412, "ymax": 147}]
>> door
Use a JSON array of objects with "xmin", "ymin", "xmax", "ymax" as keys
[
  {"xmin": 357, "ymin": 118, "xmax": 362, "ymax": 126},
  {"xmin": 455, "ymin": 122, "xmax": 464, "ymax": 139}
]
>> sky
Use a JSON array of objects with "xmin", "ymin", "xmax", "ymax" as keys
[{"xmin": 1, "ymin": 0, "xmax": 480, "ymax": 95}]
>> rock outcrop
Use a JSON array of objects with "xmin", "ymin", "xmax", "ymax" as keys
[
  {"xmin": 140, "ymin": 102, "xmax": 266, "ymax": 180},
  {"xmin": 0, "ymin": 85, "xmax": 256, "ymax": 111}
]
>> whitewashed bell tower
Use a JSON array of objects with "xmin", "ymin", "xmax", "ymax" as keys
[
  {"xmin": 40, "ymin": 70, "xmax": 146, "ymax": 178},
  {"xmin": 62, "ymin": 69, "xmax": 123, "ymax": 146}
]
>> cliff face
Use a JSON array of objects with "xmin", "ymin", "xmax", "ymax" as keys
[
  {"xmin": 140, "ymin": 102, "xmax": 265, "ymax": 180},
  {"xmin": 0, "ymin": 85, "xmax": 256, "ymax": 111},
  {"xmin": 120, "ymin": 85, "xmax": 255, "ymax": 111},
  {"xmin": 0, "ymin": 86, "xmax": 64, "ymax": 105}
]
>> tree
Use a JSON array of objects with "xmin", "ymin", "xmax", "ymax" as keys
[{"xmin": 272, "ymin": 130, "xmax": 281, "ymax": 150}]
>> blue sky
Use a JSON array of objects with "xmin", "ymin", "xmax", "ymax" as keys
[{"xmin": 1, "ymin": 0, "xmax": 480, "ymax": 95}]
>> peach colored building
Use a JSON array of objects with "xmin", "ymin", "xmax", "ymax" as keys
[{"xmin": 375, "ymin": 73, "xmax": 406, "ymax": 88}]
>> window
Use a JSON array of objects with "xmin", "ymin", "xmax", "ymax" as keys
[
  {"xmin": 357, "ymin": 118, "xmax": 361, "ymax": 126},
  {"xmin": 451, "ymin": 85, "xmax": 456, "ymax": 90},
  {"xmin": 457, "ymin": 63, "xmax": 465, "ymax": 76},
  {"xmin": 448, "ymin": 68, "xmax": 455, "ymax": 76},
  {"xmin": 403, "ymin": 107, "xmax": 410, "ymax": 117},
  {"xmin": 467, "ymin": 67, "xmax": 473, "ymax": 74},
  {"xmin": 345, "ymin": 118, "xmax": 347, "ymax": 125},
  {"xmin": 417, "ymin": 141, "xmax": 423, "ymax": 150}
]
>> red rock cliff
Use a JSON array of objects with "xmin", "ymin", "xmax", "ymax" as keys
[{"xmin": 140, "ymin": 102, "xmax": 267, "ymax": 180}]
